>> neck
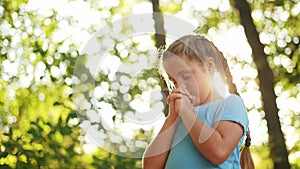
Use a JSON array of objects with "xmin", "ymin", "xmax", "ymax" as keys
[
  {"xmin": 199, "ymin": 88, "xmax": 223, "ymax": 106},
  {"xmin": 211, "ymin": 87, "xmax": 223, "ymax": 101}
]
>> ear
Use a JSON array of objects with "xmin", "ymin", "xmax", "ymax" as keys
[{"xmin": 204, "ymin": 57, "xmax": 216, "ymax": 73}]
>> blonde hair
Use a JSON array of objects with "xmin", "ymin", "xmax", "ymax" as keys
[{"xmin": 162, "ymin": 35, "xmax": 254, "ymax": 169}]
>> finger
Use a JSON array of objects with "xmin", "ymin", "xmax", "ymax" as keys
[
  {"xmin": 177, "ymin": 87, "xmax": 193, "ymax": 102},
  {"xmin": 180, "ymin": 94, "xmax": 192, "ymax": 104},
  {"xmin": 167, "ymin": 93, "xmax": 181, "ymax": 105},
  {"xmin": 192, "ymin": 95, "xmax": 196, "ymax": 105},
  {"xmin": 168, "ymin": 93, "xmax": 183, "ymax": 103},
  {"xmin": 180, "ymin": 90, "xmax": 195, "ymax": 105},
  {"xmin": 186, "ymin": 93, "xmax": 193, "ymax": 103},
  {"xmin": 171, "ymin": 88, "xmax": 187, "ymax": 95},
  {"xmin": 167, "ymin": 95, "xmax": 170, "ymax": 104},
  {"xmin": 179, "ymin": 85, "xmax": 189, "ymax": 95},
  {"xmin": 168, "ymin": 96, "xmax": 178, "ymax": 117}
]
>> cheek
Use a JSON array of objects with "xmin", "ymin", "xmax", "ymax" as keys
[
  {"xmin": 185, "ymin": 79, "xmax": 200, "ymax": 96},
  {"xmin": 191, "ymin": 75, "xmax": 212, "ymax": 95},
  {"xmin": 188, "ymin": 82, "xmax": 198, "ymax": 92}
]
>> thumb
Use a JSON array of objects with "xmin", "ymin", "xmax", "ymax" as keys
[
  {"xmin": 169, "ymin": 100, "xmax": 176, "ymax": 116},
  {"xmin": 167, "ymin": 97, "xmax": 178, "ymax": 119}
]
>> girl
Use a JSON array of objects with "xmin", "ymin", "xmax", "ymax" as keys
[{"xmin": 143, "ymin": 35, "xmax": 254, "ymax": 169}]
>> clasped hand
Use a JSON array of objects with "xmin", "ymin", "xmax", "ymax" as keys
[{"xmin": 166, "ymin": 88, "xmax": 195, "ymax": 117}]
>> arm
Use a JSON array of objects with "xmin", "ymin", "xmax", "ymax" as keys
[
  {"xmin": 143, "ymin": 92, "xmax": 182, "ymax": 169},
  {"xmin": 175, "ymin": 93, "xmax": 244, "ymax": 165},
  {"xmin": 143, "ymin": 115, "xmax": 179, "ymax": 169},
  {"xmin": 181, "ymin": 112, "xmax": 243, "ymax": 164}
]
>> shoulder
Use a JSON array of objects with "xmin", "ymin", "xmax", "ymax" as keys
[
  {"xmin": 221, "ymin": 94, "xmax": 249, "ymax": 133},
  {"xmin": 225, "ymin": 94, "xmax": 245, "ymax": 105},
  {"xmin": 223, "ymin": 94, "xmax": 246, "ymax": 112}
]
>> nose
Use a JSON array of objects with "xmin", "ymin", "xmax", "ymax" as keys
[{"xmin": 177, "ymin": 83, "xmax": 189, "ymax": 93}]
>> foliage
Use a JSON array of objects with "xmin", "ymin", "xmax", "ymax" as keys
[
  {"xmin": 1, "ymin": 0, "xmax": 299, "ymax": 168},
  {"xmin": 248, "ymin": 1, "xmax": 300, "ymax": 167},
  {"xmin": 0, "ymin": 0, "xmax": 146, "ymax": 168}
]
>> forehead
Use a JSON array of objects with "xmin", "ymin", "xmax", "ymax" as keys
[{"xmin": 163, "ymin": 54, "xmax": 198, "ymax": 77}]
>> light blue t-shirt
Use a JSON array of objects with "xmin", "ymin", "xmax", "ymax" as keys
[{"xmin": 165, "ymin": 94, "xmax": 249, "ymax": 169}]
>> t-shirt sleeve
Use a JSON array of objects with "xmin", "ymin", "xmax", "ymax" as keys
[{"xmin": 218, "ymin": 94, "xmax": 249, "ymax": 134}]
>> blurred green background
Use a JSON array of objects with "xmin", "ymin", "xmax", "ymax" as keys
[{"xmin": 0, "ymin": 0, "xmax": 299, "ymax": 168}]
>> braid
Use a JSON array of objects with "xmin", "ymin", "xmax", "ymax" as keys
[
  {"xmin": 192, "ymin": 35, "xmax": 240, "ymax": 96},
  {"xmin": 209, "ymin": 40, "xmax": 254, "ymax": 169},
  {"xmin": 215, "ymin": 48, "xmax": 240, "ymax": 96},
  {"xmin": 240, "ymin": 130, "xmax": 255, "ymax": 169}
]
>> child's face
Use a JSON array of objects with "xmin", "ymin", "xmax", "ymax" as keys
[{"xmin": 163, "ymin": 54, "xmax": 213, "ymax": 106}]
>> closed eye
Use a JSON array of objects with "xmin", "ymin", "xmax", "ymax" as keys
[{"xmin": 182, "ymin": 73, "xmax": 191, "ymax": 80}]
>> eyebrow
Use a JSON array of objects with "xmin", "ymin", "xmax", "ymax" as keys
[
  {"xmin": 177, "ymin": 69, "xmax": 190, "ymax": 76},
  {"xmin": 167, "ymin": 69, "xmax": 190, "ymax": 80}
]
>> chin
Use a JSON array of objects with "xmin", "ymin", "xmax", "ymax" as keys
[{"xmin": 193, "ymin": 99, "xmax": 202, "ymax": 106}]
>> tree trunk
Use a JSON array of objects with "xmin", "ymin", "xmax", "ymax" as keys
[
  {"xmin": 233, "ymin": 0, "xmax": 290, "ymax": 168},
  {"xmin": 151, "ymin": 0, "xmax": 166, "ymax": 48},
  {"xmin": 150, "ymin": 0, "xmax": 169, "ymax": 116}
]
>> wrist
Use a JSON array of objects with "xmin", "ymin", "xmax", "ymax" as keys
[
  {"xmin": 180, "ymin": 109, "xmax": 197, "ymax": 125},
  {"xmin": 166, "ymin": 115, "xmax": 181, "ymax": 126}
]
